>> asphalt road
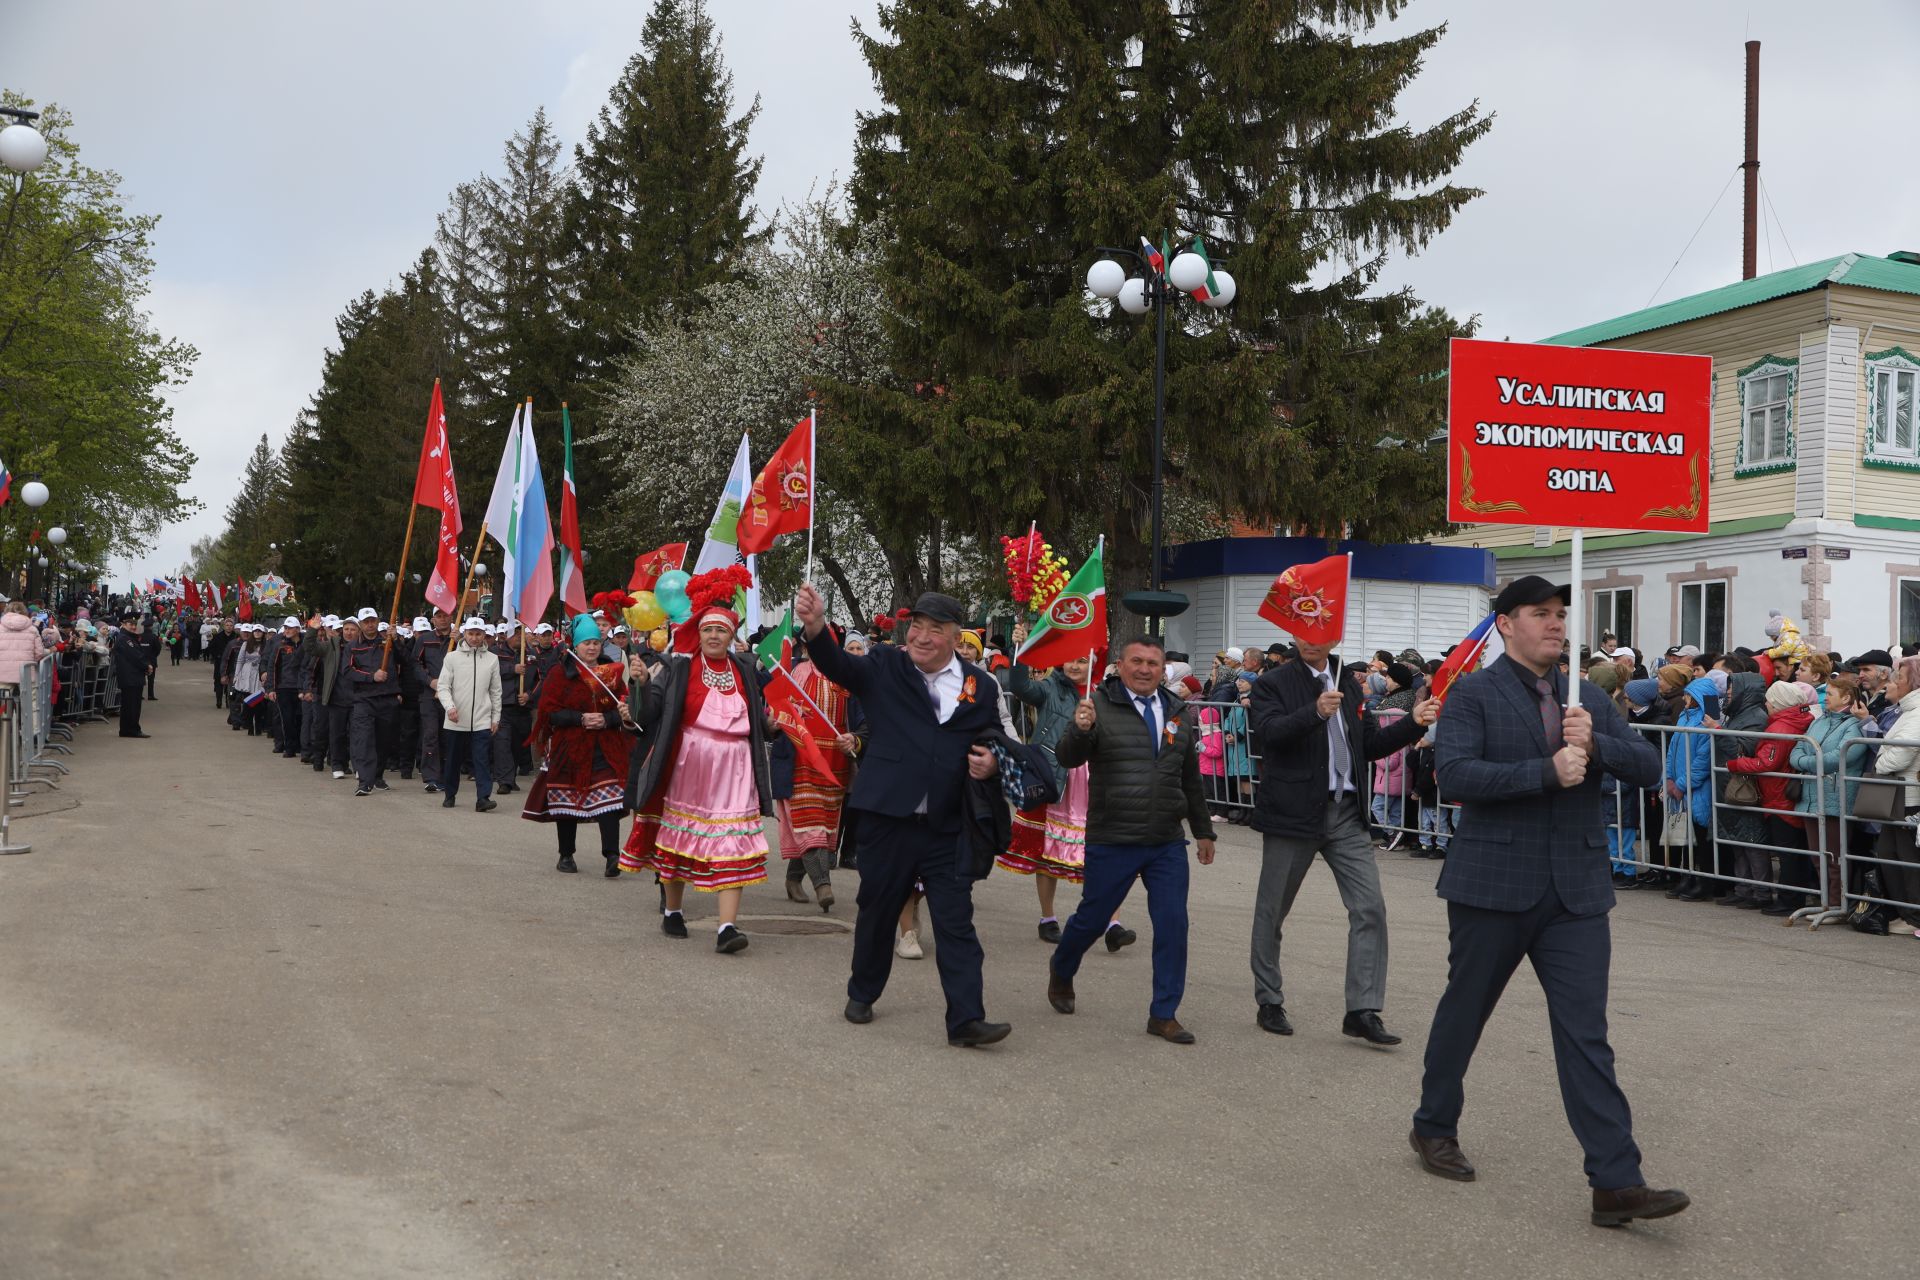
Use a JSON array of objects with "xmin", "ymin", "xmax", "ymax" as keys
[{"xmin": 2, "ymin": 662, "xmax": 1915, "ymax": 1279}]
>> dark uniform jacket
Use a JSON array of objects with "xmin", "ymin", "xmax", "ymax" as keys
[
  {"xmin": 1054, "ymin": 676, "xmax": 1215, "ymax": 847},
  {"xmin": 1247, "ymin": 656, "xmax": 1424, "ymax": 840},
  {"xmin": 1434, "ymin": 656, "xmax": 1662, "ymax": 916},
  {"xmin": 109, "ymin": 628, "xmax": 148, "ymax": 687},
  {"xmin": 345, "ymin": 640, "xmax": 400, "ymax": 704}
]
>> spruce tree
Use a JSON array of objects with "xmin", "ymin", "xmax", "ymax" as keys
[
  {"xmin": 218, "ymin": 433, "xmax": 287, "ymax": 574},
  {"xmin": 845, "ymin": 0, "xmax": 1488, "ymax": 626},
  {"xmin": 566, "ymin": 0, "xmax": 765, "ymax": 384}
]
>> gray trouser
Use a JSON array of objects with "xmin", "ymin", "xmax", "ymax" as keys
[{"xmin": 1251, "ymin": 795, "xmax": 1388, "ymax": 1012}]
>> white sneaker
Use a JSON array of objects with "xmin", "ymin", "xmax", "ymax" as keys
[
  {"xmin": 895, "ymin": 930, "xmax": 924, "ymax": 960},
  {"xmin": 332, "ymin": 770, "xmax": 346, "ymax": 779}
]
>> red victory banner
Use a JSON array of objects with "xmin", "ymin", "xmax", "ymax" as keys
[
  {"xmin": 628, "ymin": 542, "xmax": 689, "ymax": 592},
  {"xmin": 1257, "ymin": 553, "xmax": 1349, "ymax": 646},
  {"xmin": 1446, "ymin": 338, "xmax": 1712, "ymax": 534}
]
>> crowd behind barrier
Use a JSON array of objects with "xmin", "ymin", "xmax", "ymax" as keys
[{"xmin": 1182, "ymin": 687, "xmax": 1919, "ymax": 938}]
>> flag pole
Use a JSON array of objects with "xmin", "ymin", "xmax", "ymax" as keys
[
  {"xmin": 381, "ymin": 501, "xmax": 420, "ymax": 671},
  {"xmin": 1568, "ymin": 530, "xmax": 1584, "ymax": 711},
  {"xmin": 804, "ymin": 406, "xmax": 817, "ymax": 587},
  {"xmin": 1344, "ymin": 550, "xmax": 1354, "ymax": 655},
  {"xmin": 458, "ymin": 521, "xmax": 489, "ymax": 618}
]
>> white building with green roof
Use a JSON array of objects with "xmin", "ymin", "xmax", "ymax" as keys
[{"xmin": 1436, "ymin": 251, "xmax": 1920, "ymax": 657}]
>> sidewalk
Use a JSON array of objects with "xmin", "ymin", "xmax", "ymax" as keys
[{"xmin": 1, "ymin": 662, "xmax": 1915, "ymax": 1279}]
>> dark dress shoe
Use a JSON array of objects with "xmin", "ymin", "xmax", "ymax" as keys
[
  {"xmin": 1104, "ymin": 923, "xmax": 1138, "ymax": 952},
  {"xmin": 1760, "ymin": 900, "xmax": 1796, "ymax": 917},
  {"xmin": 1342, "ymin": 1010, "xmax": 1403, "ymax": 1046},
  {"xmin": 1047, "ymin": 969, "xmax": 1075, "ymax": 1014},
  {"xmin": 845, "ymin": 999, "xmax": 874, "ymax": 1025},
  {"xmin": 716, "ymin": 924, "xmax": 749, "ymax": 954},
  {"xmin": 1733, "ymin": 897, "xmax": 1766, "ymax": 910},
  {"xmin": 1037, "ymin": 919, "xmax": 1062, "ymax": 944},
  {"xmin": 604, "ymin": 855, "xmax": 620, "ymax": 878},
  {"xmin": 496, "ymin": 782, "xmax": 518, "ymax": 794},
  {"xmin": 1409, "ymin": 1129, "xmax": 1476, "ymax": 1181},
  {"xmin": 1256, "ymin": 1003, "xmax": 1294, "ymax": 1036},
  {"xmin": 556, "ymin": 854, "xmax": 578, "ymax": 873},
  {"xmin": 442, "ymin": 794, "xmax": 457, "ymax": 808},
  {"xmin": 475, "ymin": 798, "xmax": 497, "ymax": 813},
  {"xmin": 1591, "ymin": 1184, "xmax": 1690, "ymax": 1227},
  {"xmin": 661, "ymin": 912, "xmax": 689, "ymax": 939},
  {"xmin": 947, "ymin": 1019, "xmax": 1012, "ymax": 1048},
  {"xmin": 1146, "ymin": 1017, "xmax": 1195, "ymax": 1044}
]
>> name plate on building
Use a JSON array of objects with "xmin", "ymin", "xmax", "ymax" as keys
[{"xmin": 1447, "ymin": 338, "xmax": 1713, "ymax": 534}]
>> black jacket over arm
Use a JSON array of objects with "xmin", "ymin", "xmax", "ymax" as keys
[{"xmin": 1247, "ymin": 656, "xmax": 1424, "ymax": 840}]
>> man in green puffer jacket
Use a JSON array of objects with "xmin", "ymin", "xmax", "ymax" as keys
[{"xmin": 1048, "ymin": 635, "xmax": 1217, "ymax": 1045}]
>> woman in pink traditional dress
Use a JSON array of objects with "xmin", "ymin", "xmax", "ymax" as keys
[
  {"xmin": 622, "ymin": 605, "xmax": 775, "ymax": 955},
  {"xmin": 996, "ymin": 646, "xmax": 1136, "ymax": 951}
]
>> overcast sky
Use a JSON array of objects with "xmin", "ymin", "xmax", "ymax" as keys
[{"xmin": 12, "ymin": 0, "xmax": 1919, "ymax": 588}]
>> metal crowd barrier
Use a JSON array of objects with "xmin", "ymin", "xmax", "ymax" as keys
[
  {"xmin": 12, "ymin": 657, "xmax": 69, "ymax": 788},
  {"xmin": 1196, "ymin": 691, "xmax": 1914, "ymax": 933},
  {"xmin": 0, "ymin": 686, "xmax": 30, "ymax": 852}
]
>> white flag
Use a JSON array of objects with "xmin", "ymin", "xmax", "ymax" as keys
[
  {"xmin": 483, "ymin": 401, "xmax": 524, "ymax": 603},
  {"xmin": 694, "ymin": 432, "xmax": 760, "ymax": 626}
]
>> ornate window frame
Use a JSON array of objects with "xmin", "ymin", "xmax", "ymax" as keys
[
  {"xmin": 1734, "ymin": 354, "xmax": 1797, "ymax": 477},
  {"xmin": 1864, "ymin": 346, "xmax": 1920, "ymax": 471}
]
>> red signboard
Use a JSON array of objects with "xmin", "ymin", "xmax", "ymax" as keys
[{"xmin": 1446, "ymin": 338, "xmax": 1713, "ymax": 534}]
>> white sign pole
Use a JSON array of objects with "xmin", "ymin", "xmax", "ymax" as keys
[{"xmin": 1567, "ymin": 529, "xmax": 1584, "ymax": 710}]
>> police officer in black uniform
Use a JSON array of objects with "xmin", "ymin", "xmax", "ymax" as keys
[{"xmin": 344, "ymin": 607, "xmax": 401, "ymax": 796}]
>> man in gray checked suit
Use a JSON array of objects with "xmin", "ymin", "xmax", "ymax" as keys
[{"xmin": 1408, "ymin": 575, "xmax": 1690, "ymax": 1229}]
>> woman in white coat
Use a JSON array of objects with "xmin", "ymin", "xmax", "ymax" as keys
[{"xmin": 436, "ymin": 616, "xmax": 504, "ymax": 812}]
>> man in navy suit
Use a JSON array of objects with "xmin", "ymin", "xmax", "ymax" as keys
[
  {"xmin": 796, "ymin": 582, "xmax": 1012, "ymax": 1048},
  {"xmin": 1410, "ymin": 575, "xmax": 1689, "ymax": 1228}
]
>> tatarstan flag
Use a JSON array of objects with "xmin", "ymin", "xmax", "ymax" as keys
[
  {"xmin": 1015, "ymin": 538, "xmax": 1106, "ymax": 671},
  {"xmin": 557, "ymin": 403, "xmax": 589, "ymax": 616},
  {"xmin": 753, "ymin": 606, "xmax": 839, "ymax": 780}
]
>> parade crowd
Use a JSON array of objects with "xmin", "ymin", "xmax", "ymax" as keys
[{"xmin": 27, "ymin": 573, "xmax": 1913, "ymax": 1227}]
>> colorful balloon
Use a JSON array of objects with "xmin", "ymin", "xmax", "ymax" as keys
[{"xmin": 625, "ymin": 591, "xmax": 667, "ymax": 631}]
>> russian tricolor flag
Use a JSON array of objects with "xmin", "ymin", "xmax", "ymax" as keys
[
  {"xmin": 0, "ymin": 456, "xmax": 11, "ymax": 506},
  {"xmin": 1429, "ymin": 612, "xmax": 1498, "ymax": 709},
  {"xmin": 243, "ymin": 688, "xmax": 267, "ymax": 708}
]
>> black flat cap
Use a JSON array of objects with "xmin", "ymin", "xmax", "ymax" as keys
[
  {"xmin": 1492, "ymin": 575, "xmax": 1571, "ymax": 615},
  {"xmin": 1853, "ymin": 649, "xmax": 1894, "ymax": 667},
  {"xmin": 908, "ymin": 591, "xmax": 966, "ymax": 626}
]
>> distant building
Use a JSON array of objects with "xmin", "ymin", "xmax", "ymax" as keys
[
  {"xmin": 1161, "ymin": 537, "xmax": 1494, "ymax": 661},
  {"xmin": 1436, "ymin": 251, "xmax": 1920, "ymax": 654}
]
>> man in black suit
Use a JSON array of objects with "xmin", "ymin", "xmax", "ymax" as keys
[
  {"xmin": 1409, "ymin": 575, "xmax": 1688, "ymax": 1228},
  {"xmin": 796, "ymin": 582, "xmax": 1011, "ymax": 1048},
  {"xmin": 1246, "ymin": 629, "xmax": 1436, "ymax": 1045},
  {"xmin": 110, "ymin": 615, "xmax": 152, "ymax": 738}
]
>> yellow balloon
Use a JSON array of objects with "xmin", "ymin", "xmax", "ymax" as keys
[
  {"xmin": 648, "ymin": 626, "xmax": 671, "ymax": 652},
  {"xmin": 625, "ymin": 591, "xmax": 667, "ymax": 630}
]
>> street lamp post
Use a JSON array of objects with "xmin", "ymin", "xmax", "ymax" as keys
[{"xmin": 1086, "ymin": 237, "xmax": 1236, "ymax": 633}]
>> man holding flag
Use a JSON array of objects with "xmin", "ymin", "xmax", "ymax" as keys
[{"xmin": 1245, "ymin": 554, "xmax": 1438, "ymax": 1047}]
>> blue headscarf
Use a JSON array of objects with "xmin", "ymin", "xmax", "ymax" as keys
[{"xmin": 570, "ymin": 613, "xmax": 603, "ymax": 646}]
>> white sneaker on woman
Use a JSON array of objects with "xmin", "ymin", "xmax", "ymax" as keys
[{"xmin": 895, "ymin": 930, "xmax": 924, "ymax": 960}]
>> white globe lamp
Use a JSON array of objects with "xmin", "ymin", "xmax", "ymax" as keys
[
  {"xmin": 1167, "ymin": 251, "xmax": 1209, "ymax": 294},
  {"xmin": 1202, "ymin": 270, "xmax": 1236, "ymax": 308},
  {"xmin": 47, "ymin": 526, "xmax": 67, "ymax": 546},
  {"xmin": 1116, "ymin": 277, "xmax": 1150, "ymax": 316},
  {"xmin": 20, "ymin": 480, "xmax": 49, "ymax": 508},
  {"xmin": 35, "ymin": 556, "xmax": 48, "ymax": 569},
  {"xmin": 0, "ymin": 123, "xmax": 48, "ymax": 175},
  {"xmin": 1085, "ymin": 258, "xmax": 1126, "ymax": 300}
]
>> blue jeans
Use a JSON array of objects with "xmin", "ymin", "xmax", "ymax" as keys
[
  {"xmin": 1370, "ymin": 792, "xmax": 1405, "ymax": 837},
  {"xmin": 440, "ymin": 727, "xmax": 493, "ymax": 801},
  {"xmin": 1606, "ymin": 828, "xmax": 1636, "ymax": 877},
  {"xmin": 1051, "ymin": 840, "xmax": 1190, "ymax": 1020},
  {"xmin": 1419, "ymin": 801, "xmax": 1453, "ymax": 850}
]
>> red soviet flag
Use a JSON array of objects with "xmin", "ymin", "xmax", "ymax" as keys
[
  {"xmin": 628, "ymin": 542, "xmax": 689, "ymax": 592},
  {"xmin": 236, "ymin": 577, "xmax": 254, "ymax": 622},
  {"xmin": 1257, "ymin": 553, "xmax": 1349, "ymax": 647},
  {"xmin": 413, "ymin": 380, "xmax": 463, "ymax": 614},
  {"xmin": 735, "ymin": 415, "xmax": 813, "ymax": 555},
  {"xmin": 183, "ymin": 576, "xmax": 202, "ymax": 611}
]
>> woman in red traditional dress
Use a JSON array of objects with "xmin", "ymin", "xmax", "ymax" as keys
[
  {"xmin": 522, "ymin": 613, "xmax": 633, "ymax": 878},
  {"xmin": 622, "ymin": 603, "xmax": 775, "ymax": 955},
  {"xmin": 776, "ymin": 641, "xmax": 862, "ymax": 912}
]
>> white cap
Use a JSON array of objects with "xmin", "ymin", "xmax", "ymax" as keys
[
  {"xmin": 378, "ymin": 621, "xmax": 390, "ymax": 632},
  {"xmin": 412, "ymin": 616, "xmax": 430, "ymax": 631},
  {"xmin": 461, "ymin": 616, "xmax": 487, "ymax": 632},
  {"xmin": 592, "ymin": 609, "xmax": 606, "ymax": 620},
  {"xmin": 282, "ymin": 616, "xmax": 299, "ymax": 629},
  {"xmin": 499, "ymin": 618, "xmax": 520, "ymax": 632},
  {"xmin": 355, "ymin": 607, "xmax": 378, "ymax": 622},
  {"xmin": 611, "ymin": 624, "xmax": 629, "ymax": 635},
  {"xmin": 1610, "ymin": 646, "xmax": 1636, "ymax": 661},
  {"xmin": 323, "ymin": 614, "xmax": 342, "ymax": 628},
  {"xmin": 395, "ymin": 622, "xmax": 413, "ymax": 636},
  {"xmin": 533, "ymin": 623, "xmax": 554, "ymax": 635}
]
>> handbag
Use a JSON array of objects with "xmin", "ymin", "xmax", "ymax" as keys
[
  {"xmin": 1661, "ymin": 803, "xmax": 1694, "ymax": 849},
  {"xmin": 1725, "ymin": 773, "xmax": 1761, "ymax": 807},
  {"xmin": 1852, "ymin": 776, "xmax": 1909, "ymax": 824}
]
